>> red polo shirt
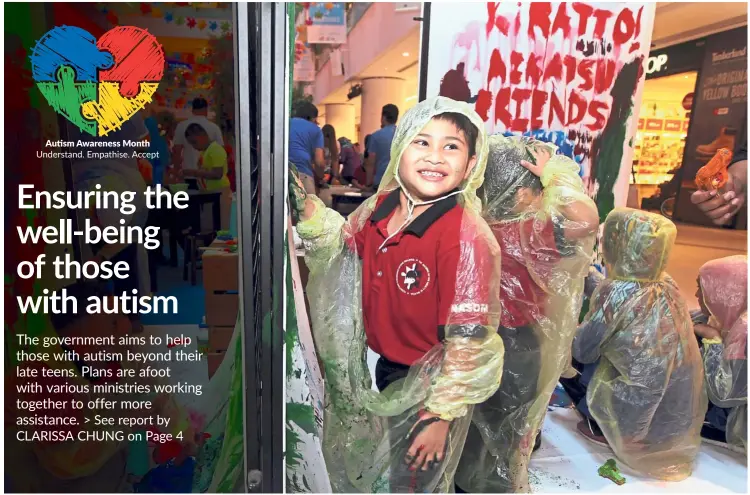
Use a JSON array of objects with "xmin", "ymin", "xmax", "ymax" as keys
[
  {"xmin": 350, "ymin": 189, "xmax": 497, "ymax": 365},
  {"xmin": 492, "ymin": 216, "xmax": 567, "ymax": 328}
]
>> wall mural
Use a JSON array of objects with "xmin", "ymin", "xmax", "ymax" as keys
[{"xmin": 425, "ymin": 2, "xmax": 656, "ymax": 222}]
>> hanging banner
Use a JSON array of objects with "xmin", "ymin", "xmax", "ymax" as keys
[
  {"xmin": 294, "ymin": 43, "xmax": 316, "ymax": 82},
  {"xmin": 423, "ymin": 2, "xmax": 655, "ymax": 218},
  {"xmin": 306, "ymin": 2, "xmax": 346, "ymax": 44}
]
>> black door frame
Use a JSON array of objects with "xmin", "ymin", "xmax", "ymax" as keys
[{"xmin": 235, "ymin": 2, "xmax": 287, "ymax": 492}]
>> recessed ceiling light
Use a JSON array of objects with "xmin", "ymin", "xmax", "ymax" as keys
[
  {"xmin": 384, "ymin": 67, "xmax": 388, "ymax": 70},
  {"xmin": 402, "ymin": 51, "xmax": 410, "ymax": 57}
]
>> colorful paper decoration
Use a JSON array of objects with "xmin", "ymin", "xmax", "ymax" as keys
[
  {"xmin": 209, "ymin": 21, "xmax": 218, "ymax": 31},
  {"xmin": 165, "ymin": 12, "xmax": 174, "ymax": 22},
  {"xmin": 139, "ymin": 3, "xmax": 152, "ymax": 15},
  {"xmin": 187, "ymin": 17, "xmax": 197, "ymax": 28},
  {"xmin": 197, "ymin": 19, "xmax": 207, "ymax": 30},
  {"xmin": 175, "ymin": 16, "xmax": 185, "ymax": 26},
  {"xmin": 151, "ymin": 7, "xmax": 163, "ymax": 18}
]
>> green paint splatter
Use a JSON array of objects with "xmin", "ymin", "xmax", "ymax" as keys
[
  {"xmin": 285, "ymin": 240, "xmax": 300, "ymax": 378},
  {"xmin": 286, "ymin": 424, "xmax": 304, "ymax": 469},
  {"xmin": 287, "ymin": 402, "xmax": 316, "ymax": 435},
  {"xmin": 592, "ymin": 58, "xmax": 643, "ymax": 224}
]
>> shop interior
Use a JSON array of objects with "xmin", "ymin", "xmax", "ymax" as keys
[{"xmin": 633, "ymin": 71, "xmax": 698, "ymax": 210}]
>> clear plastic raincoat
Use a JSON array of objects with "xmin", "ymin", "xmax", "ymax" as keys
[
  {"xmin": 294, "ymin": 97, "xmax": 504, "ymax": 492},
  {"xmin": 698, "ymin": 255, "xmax": 748, "ymax": 452},
  {"xmin": 574, "ymin": 208, "xmax": 707, "ymax": 481},
  {"xmin": 455, "ymin": 136, "xmax": 597, "ymax": 492}
]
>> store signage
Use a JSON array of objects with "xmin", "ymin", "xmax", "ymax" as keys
[
  {"xmin": 665, "ymin": 120, "xmax": 682, "ymax": 132},
  {"xmin": 645, "ymin": 53, "xmax": 668, "ymax": 75},
  {"xmin": 638, "ymin": 118, "xmax": 644, "ymax": 130},
  {"xmin": 305, "ymin": 3, "xmax": 347, "ymax": 44},
  {"xmin": 646, "ymin": 119, "xmax": 664, "ymax": 131}
]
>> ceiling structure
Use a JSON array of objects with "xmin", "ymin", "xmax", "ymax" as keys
[
  {"xmin": 319, "ymin": 26, "xmax": 420, "ymax": 121},
  {"xmin": 651, "ymin": 2, "xmax": 747, "ymax": 49}
]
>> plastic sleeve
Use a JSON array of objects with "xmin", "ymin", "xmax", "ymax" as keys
[
  {"xmin": 703, "ymin": 343, "xmax": 748, "ymax": 408},
  {"xmin": 295, "ymin": 195, "xmax": 347, "ymax": 274}
]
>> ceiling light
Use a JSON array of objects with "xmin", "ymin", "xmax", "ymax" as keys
[{"xmin": 402, "ymin": 51, "xmax": 410, "ymax": 57}]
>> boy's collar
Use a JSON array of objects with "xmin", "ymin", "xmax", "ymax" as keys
[{"xmin": 370, "ymin": 188, "xmax": 459, "ymax": 237}]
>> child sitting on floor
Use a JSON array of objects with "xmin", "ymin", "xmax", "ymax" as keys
[
  {"xmin": 695, "ymin": 255, "xmax": 747, "ymax": 453},
  {"xmin": 572, "ymin": 208, "xmax": 707, "ymax": 481}
]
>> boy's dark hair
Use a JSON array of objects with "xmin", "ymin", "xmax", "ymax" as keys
[
  {"xmin": 192, "ymin": 97, "xmax": 208, "ymax": 111},
  {"xmin": 185, "ymin": 122, "xmax": 208, "ymax": 140},
  {"xmin": 382, "ymin": 104, "xmax": 399, "ymax": 124},
  {"xmin": 434, "ymin": 112, "xmax": 478, "ymax": 158},
  {"xmin": 293, "ymin": 101, "xmax": 319, "ymax": 121},
  {"xmin": 480, "ymin": 139, "xmax": 542, "ymax": 220}
]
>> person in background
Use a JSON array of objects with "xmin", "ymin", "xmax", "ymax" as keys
[
  {"xmin": 457, "ymin": 136, "xmax": 598, "ymax": 493},
  {"xmin": 289, "ymin": 101, "xmax": 326, "ymax": 194},
  {"xmin": 691, "ymin": 140, "xmax": 747, "ymax": 225},
  {"xmin": 365, "ymin": 104, "xmax": 398, "ymax": 189},
  {"xmin": 144, "ymin": 111, "xmax": 176, "ymax": 186},
  {"xmin": 143, "ymin": 110, "xmax": 177, "ymax": 286},
  {"xmin": 181, "ymin": 123, "xmax": 232, "ymax": 230},
  {"xmin": 338, "ymin": 136, "xmax": 362, "ymax": 186},
  {"xmin": 173, "ymin": 97, "xmax": 224, "ymax": 183},
  {"xmin": 694, "ymin": 255, "xmax": 747, "ymax": 453},
  {"xmin": 322, "ymin": 124, "xmax": 339, "ymax": 185}
]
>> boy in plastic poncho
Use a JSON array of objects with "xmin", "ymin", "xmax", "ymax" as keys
[
  {"xmin": 291, "ymin": 97, "xmax": 555, "ymax": 492},
  {"xmin": 694, "ymin": 255, "xmax": 747, "ymax": 453},
  {"xmin": 455, "ymin": 137, "xmax": 598, "ymax": 493},
  {"xmin": 573, "ymin": 208, "xmax": 707, "ymax": 481}
]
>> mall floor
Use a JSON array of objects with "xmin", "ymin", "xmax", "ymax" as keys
[{"xmin": 667, "ymin": 222, "xmax": 747, "ymax": 309}]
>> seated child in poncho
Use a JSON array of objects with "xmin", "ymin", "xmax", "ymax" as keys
[
  {"xmin": 573, "ymin": 208, "xmax": 707, "ymax": 481},
  {"xmin": 694, "ymin": 255, "xmax": 747, "ymax": 453}
]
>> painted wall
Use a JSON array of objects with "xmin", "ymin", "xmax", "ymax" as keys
[{"xmin": 424, "ymin": 2, "xmax": 656, "ymax": 222}]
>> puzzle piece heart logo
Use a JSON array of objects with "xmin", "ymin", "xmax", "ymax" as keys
[{"xmin": 30, "ymin": 26, "xmax": 165, "ymax": 137}]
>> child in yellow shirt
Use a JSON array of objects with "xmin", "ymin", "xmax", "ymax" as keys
[{"xmin": 182, "ymin": 123, "xmax": 231, "ymax": 230}]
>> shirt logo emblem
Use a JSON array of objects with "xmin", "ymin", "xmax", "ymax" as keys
[{"xmin": 396, "ymin": 259, "xmax": 431, "ymax": 295}]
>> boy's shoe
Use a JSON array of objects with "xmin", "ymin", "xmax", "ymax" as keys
[
  {"xmin": 533, "ymin": 433, "xmax": 542, "ymax": 452},
  {"xmin": 576, "ymin": 418, "xmax": 608, "ymax": 448},
  {"xmin": 701, "ymin": 424, "xmax": 745, "ymax": 454}
]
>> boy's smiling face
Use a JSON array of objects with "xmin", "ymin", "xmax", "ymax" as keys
[{"xmin": 398, "ymin": 117, "xmax": 477, "ymax": 202}]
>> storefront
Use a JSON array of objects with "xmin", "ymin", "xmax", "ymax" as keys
[{"xmin": 633, "ymin": 27, "xmax": 747, "ymax": 229}]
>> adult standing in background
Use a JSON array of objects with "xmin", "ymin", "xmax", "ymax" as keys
[
  {"xmin": 338, "ymin": 136, "xmax": 362, "ymax": 185},
  {"xmin": 364, "ymin": 104, "xmax": 398, "ymax": 189},
  {"xmin": 173, "ymin": 97, "xmax": 224, "ymax": 180},
  {"xmin": 289, "ymin": 101, "xmax": 326, "ymax": 194},
  {"xmin": 322, "ymin": 124, "xmax": 340, "ymax": 183}
]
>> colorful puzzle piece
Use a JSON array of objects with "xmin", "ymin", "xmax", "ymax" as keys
[
  {"xmin": 82, "ymin": 82, "xmax": 158, "ymax": 136},
  {"xmin": 30, "ymin": 26, "xmax": 113, "ymax": 82},
  {"xmin": 31, "ymin": 25, "xmax": 164, "ymax": 137},
  {"xmin": 36, "ymin": 66, "xmax": 97, "ymax": 136},
  {"xmin": 97, "ymin": 27, "xmax": 165, "ymax": 98}
]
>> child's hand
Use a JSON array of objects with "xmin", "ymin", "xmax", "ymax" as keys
[
  {"xmin": 695, "ymin": 324, "xmax": 721, "ymax": 341},
  {"xmin": 521, "ymin": 145, "xmax": 553, "ymax": 178},
  {"xmin": 404, "ymin": 412, "xmax": 450, "ymax": 471}
]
